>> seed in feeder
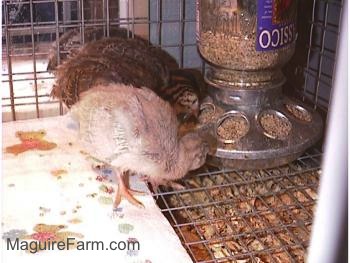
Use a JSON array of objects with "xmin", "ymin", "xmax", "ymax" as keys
[
  {"xmin": 217, "ymin": 115, "xmax": 249, "ymax": 141},
  {"xmin": 260, "ymin": 113, "xmax": 291, "ymax": 140},
  {"xmin": 198, "ymin": 31, "xmax": 295, "ymax": 86},
  {"xmin": 286, "ymin": 104, "xmax": 312, "ymax": 122}
]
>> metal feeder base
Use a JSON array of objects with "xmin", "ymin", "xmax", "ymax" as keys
[{"xmin": 198, "ymin": 89, "xmax": 323, "ymax": 170}]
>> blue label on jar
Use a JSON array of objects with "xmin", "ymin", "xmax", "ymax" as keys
[{"xmin": 256, "ymin": 0, "xmax": 297, "ymax": 51}]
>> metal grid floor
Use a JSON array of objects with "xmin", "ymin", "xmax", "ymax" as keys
[{"xmin": 153, "ymin": 148, "xmax": 322, "ymax": 263}]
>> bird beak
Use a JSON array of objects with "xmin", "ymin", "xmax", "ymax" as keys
[
  {"xmin": 204, "ymin": 134, "xmax": 218, "ymax": 155},
  {"xmin": 196, "ymin": 129, "xmax": 218, "ymax": 155},
  {"xmin": 181, "ymin": 113, "xmax": 196, "ymax": 123},
  {"xmin": 182, "ymin": 108, "xmax": 200, "ymax": 123},
  {"xmin": 193, "ymin": 107, "xmax": 200, "ymax": 118}
]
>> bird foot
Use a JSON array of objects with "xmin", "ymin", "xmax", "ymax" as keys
[
  {"xmin": 114, "ymin": 171, "xmax": 147, "ymax": 208},
  {"xmin": 166, "ymin": 181, "xmax": 185, "ymax": 191},
  {"xmin": 128, "ymin": 188, "xmax": 147, "ymax": 196},
  {"xmin": 139, "ymin": 175, "xmax": 149, "ymax": 182},
  {"xmin": 147, "ymin": 180, "xmax": 185, "ymax": 194},
  {"xmin": 139, "ymin": 175, "xmax": 186, "ymax": 194},
  {"xmin": 114, "ymin": 184, "xmax": 145, "ymax": 209}
]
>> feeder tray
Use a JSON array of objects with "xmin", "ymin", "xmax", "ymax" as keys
[{"xmin": 197, "ymin": 87, "xmax": 323, "ymax": 170}]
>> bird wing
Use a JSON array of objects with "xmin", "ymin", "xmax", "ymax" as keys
[
  {"xmin": 51, "ymin": 53, "xmax": 159, "ymax": 107},
  {"xmin": 75, "ymin": 91, "xmax": 131, "ymax": 162},
  {"xmin": 80, "ymin": 37, "xmax": 170, "ymax": 88},
  {"xmin": 72, "ymin": 84, "xmax": 178, "ymax": 172},
  {"xmin": 124, "ymin": 87, "xmax": 179, "ymax": 170},
  {"xmin": 47, "ymin": 27, "xmax": 148, "ymax": 72}
]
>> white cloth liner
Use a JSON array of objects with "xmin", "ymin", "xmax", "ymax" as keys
[{"xmin": 2, "ymin": 115, "xmax": 192, "ymax": 263}]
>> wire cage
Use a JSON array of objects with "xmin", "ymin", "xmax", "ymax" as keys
[
  {"xmin": 155, "ymin": 148, "xmax": 322, "ymax": 262},
  {"xmin": 2, "ymin": 0, "xmax": 201, "ymax": 121},
  {"xmin": 1, "ymin": 0, "xmax": 345, "ymax": 262}
]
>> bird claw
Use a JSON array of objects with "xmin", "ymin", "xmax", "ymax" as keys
[
  {"xmin": 166, "ymin": 181, "xmax": 185, "ymax": 191},
  {"xmin": 114, "ymin": 171, "xmax": 146, "ymax": 208},
  {"xmin": 147, "ymin": 180, "xmax": 185, "ymax": 194},
  {"xmin": 139, "ymin": 175, "xmax": 149, "ymax": 182},
  {"xmin": 149, "ymin": 181, "xmax": 160, "ymax": 194},
  {"xmin": 129, "ymin": 188, "xmax": 147, "ymax": 196},
  {"xmin": 114, "ymin": 185, "xmax": 145, "ymax": 209},
  {"xmin": 139, "ymin": 174, "xmax": 186, "ymax": 195}
]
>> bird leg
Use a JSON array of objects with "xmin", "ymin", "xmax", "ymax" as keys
[
  {"xmin": 166, "ymin": 181, "xmax": 185, "ymax": 191},
  {"xmin": 142, "ymin": 176, "xmax": 185, "ymax": 193},
  {"xmin": 124, "ymin": 172, "xmax": 147, "ymax": 195},
  {"xmin": 114, "ymin": 171, "xmax": 145, "ymax": 208}
]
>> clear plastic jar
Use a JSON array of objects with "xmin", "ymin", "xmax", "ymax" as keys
[{"xmin": 197, "ymin": 0, "xmax": 298, "ymax": 88}]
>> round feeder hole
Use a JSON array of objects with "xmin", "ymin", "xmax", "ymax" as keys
[
  {"xmin": 216, "ymin": 111, "xmax": 250, "ymax": 143},
  {"xmin": 259, "ymin": 110, "xmax": 292, "ymax": 140},
  {"xmin": 198, "ymin": 103, "xmax": 216, "ymax": 124},
  {"xmin": 285, "ymin": 103, "xmax": 312, "ymax": 122}
]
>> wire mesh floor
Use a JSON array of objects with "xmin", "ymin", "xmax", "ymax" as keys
[{"xmin": 153, "ymin": 148, "xmax": 322, "ymax": 263}]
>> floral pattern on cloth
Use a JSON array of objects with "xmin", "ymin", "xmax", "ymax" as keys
[
  {"xmin": 5, "ymin": 130, "xmax": 57, "ymax": 155},
  {"xmin": 2, "ymin": 229, "xmax": 27, "ymax": 241},
  {"xmin": 2, "ymin": 116, "xmax": 193, "ymax": 263},
  {"xmin": 118, "ymin": 223, "xmax": 134, "ymax": 234},
  {"xmin": 126, "ymin": 237, "xmax": 140, "ymax": 257},
  {"xmin": 51, "ymin": 169, "xmax": 68, "ymax": 179},
  {"xmin": 20, "ymin": 224, "xmax": 84, "ymax": 253},
  {"xmin": 89, "ymin": 164, "xmax": 118, "ymax": 206}
]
